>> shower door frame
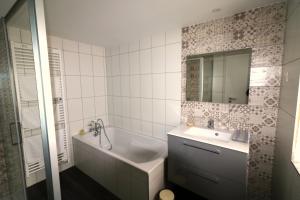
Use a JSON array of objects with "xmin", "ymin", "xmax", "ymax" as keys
[{"xmin": 5, "ymin": 0, "xmax": 62, "ymax": 199}]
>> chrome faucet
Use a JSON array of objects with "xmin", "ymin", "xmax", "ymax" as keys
[
  {"xmin": 89, "ymin": 119, "xmax": 112, "ymax": 150},
  {"xmin": 207, "ymin": 119, "xmax": 214, "ymax": 129}
]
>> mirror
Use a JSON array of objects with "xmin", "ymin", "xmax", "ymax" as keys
[{"xmin": 186, "ymin": 49, "xmax": 251, "ymax": 104}]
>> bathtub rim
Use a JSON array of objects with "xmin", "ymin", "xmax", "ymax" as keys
[{"xmin": 72, "ymin": 127, "xmax": 167, "ymax": 174}]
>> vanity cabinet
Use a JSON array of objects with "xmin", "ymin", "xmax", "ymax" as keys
[{"xmin": 168, "ymin": 134, "xmax": 248, "ymax": 200}]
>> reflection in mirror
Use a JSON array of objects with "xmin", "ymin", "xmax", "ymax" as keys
[{"xmin": 186, "ymin": 49, "xmax": 251, "ymax": 104}]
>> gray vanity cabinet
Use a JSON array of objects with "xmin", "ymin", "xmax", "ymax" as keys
[{"xmin": 168, "ymin": 135, "xmax": 248, "ymax": 200}]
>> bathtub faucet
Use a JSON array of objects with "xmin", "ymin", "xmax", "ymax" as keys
[{"xmin": 89, "ymin": 119, "xmax": 112, "ymax": 150}]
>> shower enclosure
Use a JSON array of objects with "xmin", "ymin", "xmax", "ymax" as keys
[{"xmin": 0, "ymin": 0, "xmax": 61, "ymax": 199}]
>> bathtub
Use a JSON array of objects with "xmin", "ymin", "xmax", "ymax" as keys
[{"xmin": 73, "ymin": 127, "xmax": 167, "ymax": 200}]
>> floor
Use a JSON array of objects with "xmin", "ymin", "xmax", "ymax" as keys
[{"xmin": 27, "ymin": 167, "xmax": 206, "ymax": 200}]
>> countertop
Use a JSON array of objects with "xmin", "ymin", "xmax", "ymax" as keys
[{"xmin": 167, "ymin": 125, "xmax": 249, "ymax": 154}]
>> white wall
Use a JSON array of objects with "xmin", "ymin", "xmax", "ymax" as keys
[
  {"xmin": 272, "ymin": 0, "xmax": 300, "ymax": 199},
  {"xmin": 7, "ymin": 27, "xmax": 108, "ymax": 186},
  {"xmin": 47, "ymin": 36, "xmax": 108, "ymax": 169},
  {"xmin": 106, "ymin": 29, "xmax": 182, "ymax": 141}
]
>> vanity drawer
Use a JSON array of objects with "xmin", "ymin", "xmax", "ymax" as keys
[
  {"xmin": 168, "ymin": 162, "xmax": 246, "ymax": 200},
  {"xmin": 168, "ymin": 135, "xmax": 248, "ymax": 183}
]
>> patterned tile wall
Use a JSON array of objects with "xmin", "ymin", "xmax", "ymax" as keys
[{"xmin": 181, "ymin": 3, "xmax": 286, "ymax": 200}]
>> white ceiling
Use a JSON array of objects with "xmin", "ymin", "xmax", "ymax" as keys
[{"xmin": 1, "ymin": 0, "xmax": 284, "ymax": 47}]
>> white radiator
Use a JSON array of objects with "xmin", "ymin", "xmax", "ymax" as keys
[{"xmin": 10, "ymin": 42, "xmax": 69, "ymax": 176}]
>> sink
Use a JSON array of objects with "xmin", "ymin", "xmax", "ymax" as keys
[{"xmin": 184, "ymin": 127, "xmax": 232, "ymax": 142}]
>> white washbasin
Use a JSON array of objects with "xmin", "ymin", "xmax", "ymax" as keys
[{"xmin": 184, "ymin": 127, "xmax": 232, "ymax": 142}]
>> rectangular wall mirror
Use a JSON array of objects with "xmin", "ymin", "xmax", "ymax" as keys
[{"xmin": 186, "ymin": 49, "xmax": 251, "ymax": 104}]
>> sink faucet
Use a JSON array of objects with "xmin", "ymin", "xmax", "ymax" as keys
[{"xmin": 207, "ymin": 119, "xmax": 214, "ymax": 129}]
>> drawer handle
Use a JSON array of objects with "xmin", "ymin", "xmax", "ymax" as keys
[
  {"xmin": 183, "ymin": 143, "xmax": 221, "ymax": 155},
  {"xmin": 189, "ymin": 170, "xmax": 219, "ymax": 184}
]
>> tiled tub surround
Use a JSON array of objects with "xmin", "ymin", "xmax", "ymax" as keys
[
  {"xmin": 73, "ymin": 127, "xmax": 166, "ymax": 200},
  {"xmin": 181, "ymin": 3, "xmax": 286, "ymax": 200},
  {"xmin": 7, "ymin": 27, "xmax": 108, "ymax": 186},
  {"xmin": 106, "ymin": 30, "xmax": 182, "ymax": 141}
]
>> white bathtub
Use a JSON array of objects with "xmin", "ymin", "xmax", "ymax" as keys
[{"xmin": 73, "ymin": 127, "xmax": 167, "ymax": 200}]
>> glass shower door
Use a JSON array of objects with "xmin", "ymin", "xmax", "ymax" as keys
[{"xmin": 0, "ymin": 0, "xmax": 62, "ymax": 199}]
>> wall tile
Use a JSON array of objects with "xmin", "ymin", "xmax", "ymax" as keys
[
  {"xmin": 82, "ymin": 98, "xmax": 95, "ymax": 118},
  {"xmin": 141, "ymin": 99, "xmax": 153, "ymax": 121},
  {"xmin": 141, "ymin": 74, "xmax": 152, "ymax": 98},
  {"xmin": 112, "ymin": 55, "xmax": 120, "ymax": 76},
  {"xmin": 94, "ymin": 77, "xmax": 106, "ymax": 96},
  {"xmin": 95, "ymin": 96, "xmax": 106, "ymax": 116},
  {"xmin": 120, "ymin": 54, "xmax": 130, "ymax": 75},
  {"xmin": 140, "ymin": 49, "xmax": 152, "ymax": 74},
  {"xmin": 64, "ymin": 51, "xmax": 80, "ymax": 75},
  {"xmin": 166, "ymin": 73, "xmax": 181, "ymax": 100},
  {"xmin": 79, "ymin": 43, "xmax": 92, "ymax": 54},
  {"xmin": 67, "ymin": 99, "xmax": 83, "ymax": 121},
  {"xmin": 140, "ymin": 37, "xmax": 151, "ymax": 49},
  {"xmin": 130, "ymin": 98, "xmax": 141, "ymax": 119},
  {"xmin": 152, "ymin": 74, "xmax": 165, "ymax": 99},
  {"xmin": 152, "ymin": 46, "xmax": 165, "ymax": 73},
  {"xmin": 92, "ymin": 46, "xmax": 105, "ymax": 56},
  {"xmin": 79, "ymin": 54, "xmax": 93, "ymax": 76},
  {"xmin": 130, "ymin": 75, "xmax": 141, "ymax": 97},
  {"xmin": 81, "ymin": 76, "xmax": 94, "ymax": 97},
  {"xmin": 166, "ymin": 100, "xmax": 181, "ymax": 126},
  {"xmin": 129, "ymin": 52, "xmax": 140, "ymax": 75},
  {"xmin": 166, "ymin": 43, "xmax": 181, "ymax": 72},
  {"xmin": 66, "ymin": 76, "xmax": 82, "ymax": 99},
  {"xmin": 121, "ymin": 76, "xmax": 130, "ymax": 97},
  {"xmin": 129, "ymin": 40, "xmax": 140, "ymax": 52},
  {"xmin": 153, "ymin": 100, "xmax": 166, "ymax": 124},
  {"xmin": 93, "ymin": 56, "xmax": 105, "ymax": 76},
  {"xmin": 63, "ymin": 39, "xmax": 78, "ymax": 52}
]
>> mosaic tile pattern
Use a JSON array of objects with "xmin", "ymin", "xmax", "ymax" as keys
[{"xmin": 181, "ymin": 3, "xmax": 286, "ymax": 200}]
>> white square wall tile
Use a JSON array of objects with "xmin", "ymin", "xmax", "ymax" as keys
[
  {"xmin": 106, "ymin": 77, "xmax": 113, "ymax": 96},
  {"xmin": 107, "ymin": 96, "xmax": 114, "ymax": 115},
  {"xmin": 94, "ymin": 77, "xmax": 106, "ymax": 96},
  {"xmin": 166, "ymin": 73, "xmax": 181, "ymax": 100},
  {"xmin": 166, "ymin": 100, "xmax": 181, "ymax": 126},
  {"xmin": 48, "ymin": 36, "xmax": 62, "ymax": 49},
  {"xmin": 153, "ymin": 74, "xmax": 165, "ymax": 99},
  {"xmin": 69, "ymin": 120, "xmax": 83, "ymax": 136},
  {"xmin": 151, "ymin": 33, "xmax": 165, "ymax": 47},
  {"xmin": 120, "ymin": 54, "xmax": 130, "ymax": 75},
  {"xmin": 79, "ymin": 54, "xmax": 93, "ymax": 75},
  {"xmin": 92, "ymin": 45, "xmax": 105, "ymax": 56},
  {"xmin": 166, "ymin": 29, "xmax": 181, "ymax": 44},
  {"xmin": 66, "ymin": 76, "xmax": 81, "ymax": 99},
  {"xmin": 113, "ymin": 97, "xmax": 122, "ymax": 116},
  {"xmin": 111, "ymin": 46, "xmax": 119, "ymax": 56},
  {"xmin": 105, "ymin": 57, "xmax": 112, "ymax": 76},
  {"xmin": 120, "ymin": 44, "xmax": 129, "ymax": 54},
  {"xmin": 82, "ymin": 98, "xmax": 95, "ymax": 119},
  {"xmin": 112, "ymin": 55, "xmax": 120, "ymax": 76},
  {"xmin": 63, "ymin": 39, "xmax": 78, "ymax": 52},
  {"xmin": 141, "ymin": 99, "xmax": 153, "ymax": 121},
  {"xmin": 79, "ymin": 43, "xmax": 91, "ymax": 54},
  {"xmin": 130, "ymin": 98, "xmax": 141, "ymax": 119},
  {"xmin": 166, "ymin": 43, "xmax": 181, "ymax": 72},
  {"xmin": 152, "ymin": 46, "xmax": 165, "ymax": 73},
  {"xmin": 130, "ymin": 75, "xmax": 141, "ymax": 97},
  {"xmin": 121, "ymin": 76, "xmax": 130, "ymax": 97},
  {"xmin": 141, "ymin": 74, "xmax": 152, "ymax": 98},
  {"xmin": 140, "ymin": 49, "xmax": 151, "ymax": 74},
  {"xmin": 93, "ymin": 56, "xmax": 105, "ymax": 76},
  {"xmin": 121, "ymin": 97, "xmax": 130, "ymax": 117},
  {"xmin": 112, "ymin": 76, "xmax": 121, "ymax": 96},
  {"xmin": 153, "ymin": 100, "xmax": 165, "ymax": 124},
  {"xmin": 67, "ymin": 99, "xmax": 83, "ymax": 121},
  {"xmin": 129, "ymin": 40, "xmax": 139, "ymax": 52},
  {"xmin": 122, "ymin": 118, "xmax": 131, "ymax": 130},
  {"xmin": 64, "ymin": 51, "xmax": 80, "ymax": 75},
  {"xmin": 95, "ymin": 96, "xmax": 106, "ymax": 116},
  {"xmin": 129, "ymin": 52, "xmax": 140, "ymax": 75},
  {"xmin": 153, "ymin": 123, "xmax": 167, "ymax": 140},
  {"xmin": 140, "ymin": 37, "xmax": 151, "ymax": 49},
  {"xmin": 131, "ymin": 119, "xmax": 141, "ymax": 133},
  {"xmin": 81, "ymin": 76, "xmax": 94, "ymax": 97},
  {"xmin": 142, "ymin": 121, "xmax": 152, "ymax": 136}
]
